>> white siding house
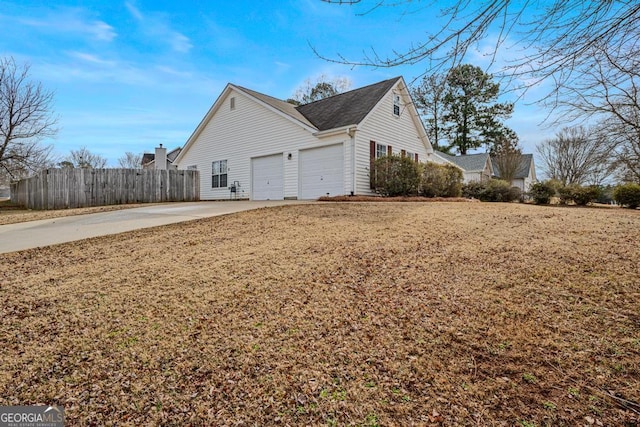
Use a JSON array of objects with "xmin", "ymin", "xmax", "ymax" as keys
[
  {"xmin": 431, "ymin": 151, "xmax": 538, "ymax": 191},
  {"xmin": 432, "ymin": 152, "xmax": 493, "ymax": 183},
  {"xmin": 492, "ymin": 154, "xmax": 537, "ymax": 192},
  {"xmin": 174, "ymin": 77, "xmax": 435, "ymax": 200}
]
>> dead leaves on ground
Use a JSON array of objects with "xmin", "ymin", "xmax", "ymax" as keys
[{"xmin": 1, "ymin": 203, "xmax": 639, "ymax": 425}]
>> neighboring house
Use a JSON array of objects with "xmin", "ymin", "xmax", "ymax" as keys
[
  {"xmin": 142, "ymin": 145, "xmax": 182, "ymax": 170},
  {"xmin": 432, "ymin": 150, "xmax": 537, "ymax": 192},
  {"xmin": 491, "ymin": 154, "xmax": 537, "ymax": 192},
  {"xmin": 0, "ymin": 185, "xmax": 9, "ymax": 199},
  {"xmin": 174, "ymin": 77, "xmax": 436, "ymax": 200},
  {"xmin": 433, "ymin": 151, "xmax": 494, "ymax": 183},
  {"xmin": 141, "ymin": 153, "xmax": 155, "ymax": 168}
]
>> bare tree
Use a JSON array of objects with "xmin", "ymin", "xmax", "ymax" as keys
[
  {"xmin": 556, "ymin": 44, "xmax": 640, "ymax": 183},
  {"xmin": 320, "ymin": 1, "xmax": 640, "ymax": 179},
  {"xmin": 411, "ymin": 73, "xmax": 447, "ymax": 151},
  {"xmin": 0, "ymin": 57, "xmax": 57, "ymax": 179},
  {"xmin": 604, "ymin": 115, "xmax": 640, "ymax": 184},
  {"xmin": 288, "ymin": 74, "xmax": 351, "ymax": 105},
  {"xmin": 62, "ymin": 146, "xmax": 107, "ymax": 169},
  {"xmin": 317, "ymin": 1, "xmax": 640, "ymax": 107},
  {"xmin": 491, "ymin": 132, "xmax": 522, "ymax": 184},
  {"xmin": 118, "ymin": 152, "xmax": 142, "ymax": 169},
  {"xmin": 615, "ymin": 143, "xmax": 640, "ymax": 184},
  {"xmin": 536, "ymin": 126, "xmax": 613, "ymax": 186}
]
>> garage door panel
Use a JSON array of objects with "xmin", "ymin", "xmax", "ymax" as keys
[
  {"xmin": 252, "ymin": 154, "xmax": 283, "ymax": 200},
  {"xmin": 300, "ymin": 144, "xmax": 344, "ymax": 199}
]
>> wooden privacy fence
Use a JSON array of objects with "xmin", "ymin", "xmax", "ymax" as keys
[{"xmin": 11, "ymin": 168, "xmax": 200, "ymax": 210}]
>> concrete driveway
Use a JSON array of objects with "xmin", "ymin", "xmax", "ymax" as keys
[{"xmin": 0, "ymin": 200, "xmax": 308, "ymax": 254}]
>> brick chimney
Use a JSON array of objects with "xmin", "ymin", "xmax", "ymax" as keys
[{"xmin": 155, "ymin": 144, "xmax": 167, "ymax": 170}]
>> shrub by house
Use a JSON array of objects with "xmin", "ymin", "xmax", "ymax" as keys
[
  {"xmin": 371, "ymin": 155, "xmax": 422, "ymax": 197},
  {"xmin": 421, "ymin": 162, "xmax": 463, "ymax": 197}
]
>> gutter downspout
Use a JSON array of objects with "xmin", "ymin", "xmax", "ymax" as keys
[{"xmin": 348, "ymin": 127, "xmax": 357, "ymax": 196}]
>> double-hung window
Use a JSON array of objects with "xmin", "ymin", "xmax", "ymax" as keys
[
  {"xmin": 212, "ymin": 160, "xmax": 228, "ymax": 188},
  {"xmin": 393, "ymin": 94, "xmax": 401, "ymax": 116},
  {"xmin": 370, "ymin": 141, "xmax": 392, "ymax": 189}
]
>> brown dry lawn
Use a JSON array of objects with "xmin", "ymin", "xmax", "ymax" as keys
[{"xmin": 1, "ymin": 202, "xmax": 639, "ymax": 426}]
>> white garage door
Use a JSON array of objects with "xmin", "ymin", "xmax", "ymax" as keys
[
  {"xmin": 300, "ymin": 144, "xmax": 344, "ymax": 199},
  {"xmin": 252, "ymin": 154, "xmax": 284, "ymax": 200}
]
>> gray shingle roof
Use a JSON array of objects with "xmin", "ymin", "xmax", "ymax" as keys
[
  {"xmin": 167, "ymin": 147, "xmax": 182, "ymax": 162},
  {"xmin": 491, "ymin": 153, "xmax": 534, "ymax": 179},
  {"xmin": 436, "ymin": 151, "xmax": 491, "ymax": 172},
  {"xmin": 235, "ymin": 77, "xmax": 401, "ymax": 132},
  {"xmin": 141, "ymin": 153, "xmax": 155, "ymax": 166},
  {"xmin": 234, "ymin": 85, "xmax": 317, "ymax": 129},
  {"xmin": 296, "ymin": 77, "xmax": 401, "ymax": 131}
]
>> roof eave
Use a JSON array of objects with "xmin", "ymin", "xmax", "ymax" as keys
[
  {"xmin": 174, "ymin": 84, "xmax": 234, "ymax": 165},
  {"xmin": 312, "ymin": 124, "xmax": 358, "ymax": 137},
  {"xmin": 233, "ymin": 85, "xmax": 318, "ymax": 133},
  {"xmin": 174, "ymin": 84, "xmax": 319, "ymax": 165},
  {"xmin": 396, "ymin": 77, "xmax": 434, "ymax": 154},
  {"xmin": 430, "ymin": 152, "xmax": 462, "ymax": 168}
]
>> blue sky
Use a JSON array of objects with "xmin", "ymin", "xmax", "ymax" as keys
[{"xmin": 1, "ymin": 0, "xmax": 553, "ymax": 166}]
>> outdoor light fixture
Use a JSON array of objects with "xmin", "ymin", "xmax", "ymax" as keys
[{"xmin": 287, "ymin": 153, "xmax": 292, "ymax": 160}]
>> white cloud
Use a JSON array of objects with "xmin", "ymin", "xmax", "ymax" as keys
[
  {"xmin": 274, "ymin": 61, "xmax": 291, "ymax": 74},
  {"xmin": 124, "ymin": 2, "xmax": 144, "ymax": 21},
  {"xmin": 66, "ymin": 51, "xmax": 117, "ymax": 67},
  {"xmin": 89, "ymin": 20, "xmax": 117, "ymax": 41},
  {"xmin": 17, "ymin": 9, "xmax": 116, "ymax": 42},
  {"xmin": 38, "ymin": 53, "xmax": 222, "ymax": 98},
  {"xmin": 169, "ymin": 32, "xmax": 193, "ymax": 53},
  {"xmin": 124, "ymin": 2, "xmax": 192, "ymax": 53},
  {"xmin": 156, "ymin": 65, "xmax": 193, "ymax": 78},
  {"xmin": 38, "ymin": 58, "xmax": 148, "ymax": 86}
]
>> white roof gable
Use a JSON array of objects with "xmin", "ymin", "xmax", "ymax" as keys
[{"xmin": 174, "ymin": 84, "xmax": 318, "ymax": 165}]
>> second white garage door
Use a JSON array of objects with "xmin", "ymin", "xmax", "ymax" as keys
[
  {"xmin": 299, "ymin": 144, "xmax": 344, "ymax": 199},
  {"xmin": 252, "ymin": 154, "xmax": 284, "ymax": 200}
]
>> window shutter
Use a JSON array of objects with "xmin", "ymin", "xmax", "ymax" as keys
[
  {"xmin": 415, "ymin": 153, "xmax": 419, "ymax": 162},
  {"xmin": 370, "ymin": 141, "xmax": 376, "ymax": 189},
  {"xmin": 387, "ymin": 145, "xmax": 393, "ymax": 156},
  {"xmin": 401, "ymin": 149, "xmax": 406, "ymax": 157}
]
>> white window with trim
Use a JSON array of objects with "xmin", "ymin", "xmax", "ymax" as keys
[
  {"xmin": 212, "ymin": 160, "xmax": 228, "ymax": 188},
  {"xmin": 405, "ymin": 151, "xmax": 415, "ymax": 161},
  {"xmin": 230, "ymin": 97, "xmax": 236, "ymax": 110},
  {"xmin": 393, "ymin": 94, "xmax": 400, "ymax": 116},
  {"xmin": 376, "ymin": 143, "xmax": 387, "ymax": 159}
]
